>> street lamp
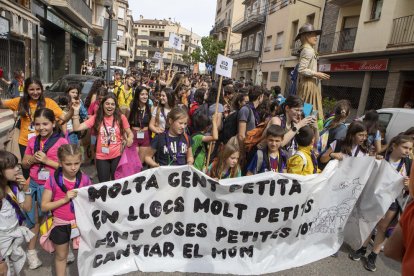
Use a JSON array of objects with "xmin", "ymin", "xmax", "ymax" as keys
[{"xmin": 104, "ymin": 0, "xmax": 113, "ymax": 84}]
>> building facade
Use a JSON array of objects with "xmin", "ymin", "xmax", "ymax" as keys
[
  {"xmin": 134, "ymin": 17, "xmax": 201, "ymax": 72},
  {"xmin": 211, "ymin": 0, "xmax": 244, "ymax": 77},
  {"xmin": 0, "ymin": 0, "xmax": 39, "ymax": 91},
  {"xmin": 260, "ymin": 0, "xmax": 324, "ymax": 90},
  {"xmin": 319, "ymin": 0, "xmax": 414, "ymax": 115},
  {"xmin": 230, "ymin": 0, "xmax": 268, "ymax": 84}
]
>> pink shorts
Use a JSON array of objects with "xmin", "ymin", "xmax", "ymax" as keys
[{"xmin": 132, "ymin": 130, "xmax": 150, "ymax": 147}]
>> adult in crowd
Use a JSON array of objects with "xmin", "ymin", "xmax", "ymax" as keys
[{"xmin": 0, "ymin": 70, "xmax": 24, "ymax": 98}]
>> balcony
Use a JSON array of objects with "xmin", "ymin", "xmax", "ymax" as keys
[
  {"xmin": 137, "ymin": 35, "xmax": 167, "ymax": 42},
  {"xmin": 232, "ymin": 12, "xmax": 266, "ymax": 33},
  {"xmin": 48, "ymin": 0, "xmax": 92, "ymax": 28},
  {"xmin": 318, "ymin": 28, "xmax": 357, "ymax": 55},
  {"xmin": 388, "ymin": 14, "xmax": 414, "ymax": 47},
  {"xmin": 230, "ymin": 50, "xmax": 260, "ymax": 60}
]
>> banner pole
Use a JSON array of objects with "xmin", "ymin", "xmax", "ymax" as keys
[{"xmin": 204, "ymin": 26, "xmax": 232, "ymax": 171}]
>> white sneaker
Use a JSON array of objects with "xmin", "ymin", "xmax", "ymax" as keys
[
  {"xmin": 27, "ymin": 249, "xmax": 42, "ymax": 269},
  {"xmin": 67, "ymin": 247, "xmax": 75, "ymax": 264}
]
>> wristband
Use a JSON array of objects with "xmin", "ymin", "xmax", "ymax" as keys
[{"xmin": 24, "ymin": 188, "xmax": 32, "ymax": 195}]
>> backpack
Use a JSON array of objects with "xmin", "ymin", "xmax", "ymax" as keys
[
  {"xmin": 255, "ymin": 148, "xmax": 287, "ymax": 173},
  {"xmin": 220, "ymin": 107, "xmax": 253, "ymax": 145},
  {"xmin": 192, "ymin": 103, "xmax": 209, "ymax": 120},
  {"xmin": 34, "ymin": 133, "xmax": 63, "ymax": 153},
  {"xmin": 244, "ymin": 119, "xmax": 270, "ymax": 153},
  {"xmin": 1, "ymin": 183, "xmax": 25, "ymax": 225},
  {"xmin": 49, "ymin": 169, "xmax": 89, "ymax": 201},
  {"xmin": 288, "ymin": 64, "xmax": 299, "ymax": 96}
]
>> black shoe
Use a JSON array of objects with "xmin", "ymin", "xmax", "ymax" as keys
[
  {"xmin": 364, "ymin": 253, "xmax": 377, "ymax": 272},
  {"xmin": 349, "ymin": 247, "xmax": 367, "ymax": 261}
]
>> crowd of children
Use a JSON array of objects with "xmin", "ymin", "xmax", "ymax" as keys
[{"xmin": 0, "ymin": 71, "xmax": 413, "ymax": 275}]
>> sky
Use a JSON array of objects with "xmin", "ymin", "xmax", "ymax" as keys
[{"xmin": 128, "ymin": 0, "xmax": 216, "ymax": 37}]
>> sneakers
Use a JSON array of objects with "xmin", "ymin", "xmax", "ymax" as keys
[
  {"xmin": 364, "ymin": 253, "xmax": 377, "ymax": 272},
  {"xmin": 27, "ymin": 249, "xmax": 42, "ymax": 270},
  {"xmin": 67, "ymin": 247, "xmax": 75, "ymax": 264},
  {"xmin": 349, "ymin": 247, "xmax": 367, "ymax": 261}
]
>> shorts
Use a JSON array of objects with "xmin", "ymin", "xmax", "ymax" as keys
[
  {"xmin": 388, "ymin": 200, "xmax": 399, "ymax": 212},
  {"xmin": 132, "ymin": 129, "xmax": 150, "ymax": 147},
  {"xmin": 49, "ymin": 224, "xmax": 72, "ymax": 245}
]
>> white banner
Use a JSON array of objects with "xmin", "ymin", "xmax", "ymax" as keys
[
  {"xmin": 215, "ymin": 54, "xmax": 233, "ymax": 78},
  {"xmin": 153, "ymin": 52, "xmax": 163, "ymax": 60},
  {"xmin": 168, "ymin": 33, "xmax": 182, "ymax": 50},
  {"xmin": 74, "ymin": 157, "xmax": 403, "ymax": 276}
]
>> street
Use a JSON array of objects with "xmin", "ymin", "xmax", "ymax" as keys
[{"xmin": 22, "ymin": 244, "xmax": 401, "ymax": 276}]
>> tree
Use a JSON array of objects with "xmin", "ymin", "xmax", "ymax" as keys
[{"xmin": 190, "ymin": 36, "xmax": 225, "ymax": 66}]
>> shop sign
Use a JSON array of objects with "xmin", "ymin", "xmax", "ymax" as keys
[
  {"xmin": 238, "ymin": 61, "xmax": 254, "ymax": 70},
  {"xmin": 319, "ymin": 59, "xmax": 388, "ymax": 72},
  {"xmin": 46, "ymin": 11, "xmax": 88, "ymax": 42},
  {"xmin": 0, "ymin": 17, "xmax": 10, "ymax": 39}
]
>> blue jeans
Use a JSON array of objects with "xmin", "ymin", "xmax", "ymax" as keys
[{"xmin": 24, "ymin": 178, "xmax": 46, "ymax": 229}]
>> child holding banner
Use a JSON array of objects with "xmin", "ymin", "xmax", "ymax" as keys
[
  {"xmin": 145, "ymin": 107, "xmax": 194, "ymax": 167},
  {"xmin": 319, "ymin": 121, "xmax": 369, "ymax": 164},
  {"xmin": 350, "ymin": 134, "xmax": 413, "ymax": 272},
  {"xmin": 22, "ymin": 108, "xmax": 69, "ymax": 270},
  {"xmin": 41, "ymin": 144, "xmax": 92, "ymax": 276},
  {"xmin": 207, "ymin": 137, "xmax": 242, "ymax": 180},
  {"xmin": 0, "ymin": 150, "xmax": 34, "ymax": 276},
  {"xmin": 246, "ymin": 125, "xmax": 287, "ymax": 175}
]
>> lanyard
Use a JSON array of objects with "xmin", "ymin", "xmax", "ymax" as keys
[
  {"xmin": 353, "ymin": 146, "xmax": 360, "ymax": 157},
  {"xmin": 27, "ymin": 101, "xmax": 40, "ymax": 125},
  {"xmin": 58, "ymin": 171, "xmax": 81, "ymax": 213},
  {"xmin": 222, "ymin": 169, "xmax": 231, "ymax": 179},
  {"xmin": 102, "ymin": 117, "xmax": 116, "ymax": 146},
  {"xmin": 268, "ymin": 150, "xmax": 284, "ymax": 173},
  {"xmin": 164, "ymin": 132, "xmax": 185, "ymax": 165},
  {"xmin": 138, "ymin": 106, "xmax": 146, "ymax": 128},
  {"xmin": 311, "ymin": 151, "xmax": 318, "ymax": 174}
]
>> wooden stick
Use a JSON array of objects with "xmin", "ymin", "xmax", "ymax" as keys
[{"xmin": 204, "ymin": 26, "xmax": 232, "ymax": 171}]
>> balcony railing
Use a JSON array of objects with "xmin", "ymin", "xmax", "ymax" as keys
[
  {"xmin": 137, "ymin": 35, "xmax": 166, "ymax": 42},
  {"xmin": 230, "ymin": 50, "xmax": 260, "ymax": 60},
  {"xmin": 318, "ymin": 28, "xmax": 357, "ymax": 55},
  {"xmin": 388, "ymin": 14, "xmax": 414, "ymax": 47},
  {"xmin": 233, "ymin": 12, "xmax": 266, "ymax": 33}
]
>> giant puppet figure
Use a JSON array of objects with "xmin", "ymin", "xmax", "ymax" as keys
[{"xmin": 295, "ymin": 23, "xmax": 330, "ymax": 119}]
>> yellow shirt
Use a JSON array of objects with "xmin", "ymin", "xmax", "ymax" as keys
[
  {"xmin": 4, "ymin": 97, "xmax": 63, "ymax": 146},
  {"xmin": 287, "ymin": 145, "xmax": 320, "ymax": 175},
  {"xmin": 116, "ymin": 85, "xmax": 133, "ymax": 108}
]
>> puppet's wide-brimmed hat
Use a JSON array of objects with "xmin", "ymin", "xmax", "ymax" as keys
[{"xmin": 295, "ymin": 23, "xmax": 322, "ymax": 41}]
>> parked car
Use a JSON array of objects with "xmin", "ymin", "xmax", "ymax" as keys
[
  {"xmin": 375, "ymin": 108, "xmax": 414, "ymax": 142},
  {"xmin": 44, "ymin": 74, "xmax": 102, "ymax": 102},
  {"xmin": 90, "ymin": 66, "xmax": 127, "ymax": 81}
]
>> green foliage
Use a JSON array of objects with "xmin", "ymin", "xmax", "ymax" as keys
[
  {"xmin": 190, "ymin": 36, "xmax": 225, "ymax": 66},
  {"xmin": 322, "ymin": 97, "xmax": 337, "ymax": 115}
]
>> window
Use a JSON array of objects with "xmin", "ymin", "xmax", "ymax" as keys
[
  {"xmin": 291, "ymin": 20, "xmax": 299, "ymax": 48},
  {"xmin": 141, "ymin": 30, "xmax": 148, "ymax": 35},
  {"xmin": 246, "ymin": 6, "xmax": 251, "ymax": 18},
  {"xmin": 275, "ymin": 32, "xmax": 284, "ymax": 49},
  {"xmin": 241, "ymin": 37, "xmax": 247, "ymax": 52},
  {"xmin": 265, "ymin": 35, "xmax": 272, "ymax": 52},
  {"xmin": 307, "ymin": 13, "xmax": 315, "ymax": 25},
  {"xmin": 255, "ymin": 31, "xmax": 263, "ymax": 51},
  {"xmin": 226, "ymin": 0, "xmax": 232, "ymax": 5},
  {"xmin": 118, "ymin": 7, "xmax": 125, "ymax": 20},
  {"xmin": 248, "ymin": 34, "xmax": 254, "ymax": 50},
  {"xmin": 140, "ymin": 51, "xmax": 146, "ymax": 57},
  {"xmin": 95, "ymin": 5, "xmax": 105, "ymax": 26},
  {"xmin": 252, "ymin": 1, "xmax": 258, "ymax": 14},
  {"xmin": 270, "ymin": 71, "xmax": 279, "ymax": 82},
  {"xmin": 370, "ymin": 0, "xmax": 383, "ymax": 20},
  {"xmin": 141, "ymin": 41, "xmax": 148, "ymax": 46},
  {"xmin": 260, "ymin": 0, "xmax": 266, "ymax": 13},
  {"xmin": 117, "ymin": 30, "xmax": 124, "ymax": 40}
]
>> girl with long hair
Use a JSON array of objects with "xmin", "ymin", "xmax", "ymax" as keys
[
  {"xmin": 149, "ymin": 88, "xmax": 175, "ymax": 135},
  {"xmin": 0, "ymin": 150, "xmax": 33, "ymax": 275},
  {"xmin": 363, "ymin": 110, "xmax": 382, "ymax": 154},
  {"xmin": 207, "ymin": 137, "xmax": 241, "ymax": 180},
  {"xmin": 72, "ymin": 94, "xmax": 133, "ymax": 182},
  {"xmin": 22, "ymin": 107, "xmax": 69, "ymax": 269},
  {"xmin": 129, "ymin": 86, "xmax": 152, "ymax": 162}
]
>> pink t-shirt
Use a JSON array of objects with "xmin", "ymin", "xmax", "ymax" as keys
[
  {"xmin": 84, "ymin": 114, "xmax": 130, "ymax": 160},
  {"xmin": 88, "ymin": 101, "xmax": 99, "ymax": 116},
  {"xmin": 44, "ymin": 174, "xmax": 91, "ymax": 221},
  {"xmin": 25, "ymin": 136, "xmax": 68, "ymax": 185}
]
